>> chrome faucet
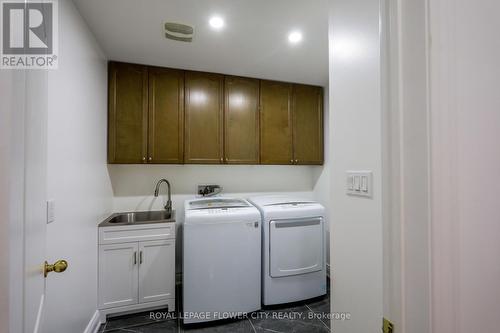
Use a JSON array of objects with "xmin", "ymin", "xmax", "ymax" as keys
[{"xmin": 154, "ymin": 179, "xmax": 172, "ymax": 214}]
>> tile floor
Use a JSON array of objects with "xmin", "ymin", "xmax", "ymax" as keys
[{"xmin": 98, "ymin": 282, "xmax": 331, "ymax": 333}]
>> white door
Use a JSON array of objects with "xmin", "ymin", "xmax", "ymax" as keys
[
  {"xmin": 269, "ymin": 218, "xmax": 324, "ymax": 277},
  {"xmin": 98, "ymin": 243, "xmax": 139, "ymax": 309},
  {"xmin": 8, "ymin": 67, "xmax": 61, "ymax": 333},
  {"xmin": 6, "ymin": 3, "xmax": 66, "ymax": 332},
  {"xmin": 23, "ymin": 69, "xmax": 50, "ymax": 333},
  {"xmin": 6, "ymin": 11, "xmax": 64, "ymax": 333},
  {"xmin": 138, "ymin": 240, "xmax": 175, "ymax": 303}
]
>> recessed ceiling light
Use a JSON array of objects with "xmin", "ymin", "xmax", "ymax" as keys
[
  {"xmin": 288, "ymin": 31, "xmax": 303, "ymax": 44},
  {"xmin": 209, "ymin": 16, "xmax": 224, "ymax": 30}
]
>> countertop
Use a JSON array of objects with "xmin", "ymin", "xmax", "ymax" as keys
[{"xmin": 98, "ymin": 210, "xmax": 176, "ymax": 228}]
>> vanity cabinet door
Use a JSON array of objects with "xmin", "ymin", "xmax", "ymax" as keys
[
  {"xmin": 138, "ymin": 240, "xmax": 175, "ymax": 304},
  {"xmin": 108, "ymin": 62, "xmax": 148, "ymax": 163},
  {"xmin": 292, "ymin": 84, "xmax": 323, "ymax": 165},
  {"xmin": 260, "ymin": 80, "xmax": 293, "ymax": 164},
  {"xmin": 224, "ymin": 76, "xmax": 260, "ymax": 164},
  {"xmin": 98, "ymin": 243, "xmax": 139, "ymax": 309},
  {"xmin": 184, "ymin": 71, "xmax": 224, "ymax": 163},
  {"xmin": 148, "ymin": 67, "xmax": 184, "ymax": 163}
]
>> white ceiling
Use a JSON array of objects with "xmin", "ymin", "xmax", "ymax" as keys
[{"xmin": 72, "ymin": 0, "xmax": 329, "ymax": 86}]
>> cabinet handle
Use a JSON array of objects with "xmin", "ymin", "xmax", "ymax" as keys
[
  {"xmin": 142, "ymin": 157, "xmax": 146, "ymax": 162},
  {"xmin": 133, "ymin": 251, "xmax": 137, "ymax": 265},
  {"xmin": 139, "ymin": 251, "xmax": 143, "ymax": 264},
  {"xmin": 290, "ymin": 159, "xmax": 293, "ymax": 164},
  {"xmin": 295, "ymin": 159, "xmax": 298, "ymax": 164},
  {"xmin": 148, "ymin": 157, "xmax": 152, "ymax": 162},
  {"xmin": 220, "ymin": 157, "xmax": 223, "ymax": 163}
]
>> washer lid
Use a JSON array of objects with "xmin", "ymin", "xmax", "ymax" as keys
[
  {"xmin": 248, "ymin": 195, "xmax": 315, "ymax": 207},
  {"xmin": 186, "ymin": 198, "xmax": 251, "ymax": 210}
]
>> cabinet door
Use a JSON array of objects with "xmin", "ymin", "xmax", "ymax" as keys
[
  {"xmin": 260, "ymin": 80, "xmax": 293, "ymax": 164},
  {"xmin": 292, "ymin": 85, "xmax": 324, "ymax": 164},
  {"xmin": 98, "ymin": 243, "xmax": 139, "ymax": 309},
  {"xmin": 184, "ymin": 72, "xmax": 223, "ymax": 163},
  {"xmin": 138, "ymin": 240, "xmax": 175, "ymax": 304},
  {"xmin": 224, "ymin": 76, "xmax": 260, "ymax": 164},
  {"xmin": 148, "ymin": 67, "xmax": 184, "ymax": 163},
  {"xmin": 108, "ymin": 62, "xmax": 148, "ymax": 163}
]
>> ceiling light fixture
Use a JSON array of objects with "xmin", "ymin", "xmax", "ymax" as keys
[
  {"xmin": 209, "ymin": 16, "xmax": 224, "ymax": 30},
  {"xmin": 288, "ymin": 31, "xmax": 303, "ymax": 44}
]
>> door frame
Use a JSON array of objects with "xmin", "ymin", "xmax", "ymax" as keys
[{"xmin": 381, "ymin": 0, "xmax": 433, "ymax": 332}]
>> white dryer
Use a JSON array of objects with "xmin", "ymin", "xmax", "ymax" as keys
[
  {"xmin": 248, "ymin": 195, "xmax": 327, "ymax": 305},
  {"xmin": 183, "ymin": 198, "xmax": 261, "ymax": 324}
]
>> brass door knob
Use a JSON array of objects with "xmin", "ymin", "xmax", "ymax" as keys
[{"xmin": 44, "ymin": 260, "xmax": 68, "ymax": 278}]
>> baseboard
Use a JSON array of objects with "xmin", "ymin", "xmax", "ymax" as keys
[{"xmin": 83, "ymin": 310, "xmax": 102, "ymax": 333}]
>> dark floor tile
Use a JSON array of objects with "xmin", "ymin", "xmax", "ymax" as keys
[
  {"xmin": 250, "ymin": 305, "xmax": 329, "ymax": 333},
  {"xmin": 307, "ymin": 294, "xmax": 331, "ymax": 329},
  {"xmin": 181, "ymin": 318, "xmax": 254, "ymax": 333},
  {"xmin": 307, "ymin": 296, "xmax": 330, "ymax": 314},
  {"xmin": 104, "ymin": 308, "xmax": 167, "ymax": 331},
  {"xmin": 122, "ymin": 319, "xmax": 178, "ymax": 333},
  {"xmin": 253, "ymin": 321, "xmax": 328, "ymax": 333}
]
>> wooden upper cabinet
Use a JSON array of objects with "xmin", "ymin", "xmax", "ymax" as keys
[
  {"xmin": 107, "ymin": 61, "xmax": 324, "ymax": 165},
  {"xmin": 224, "ymin": 76, "xmax": 260, "ymax": 164},
  {"xmin": 148, "ymin": 67, "xmax": 184, "ymax": 163},
  {"xmin": 184, "ymin": 72, "xmax": 224, "ymax": 164},
  {"xmin": 108, "ymin": 62, "xmax": 148, "ymax": 163},
  {"xmin": 292, "ymin": 84, "xmax": 324, "ymax": 165},
  {"xmin": 260, "ymin": 80, "xmax": 293, "ymax": 164}
]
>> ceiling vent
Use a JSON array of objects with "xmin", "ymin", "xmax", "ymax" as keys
[{"xmin": 164, "ymin": 22, "xmax": 194, "ymax": 42}]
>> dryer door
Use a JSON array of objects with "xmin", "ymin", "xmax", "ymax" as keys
[{"xmin": 269, "ymin": 217, "xmax": 324, "ymax": 277}]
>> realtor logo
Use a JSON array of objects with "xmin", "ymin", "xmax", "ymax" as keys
[{"xmin": 1, "ymin": 0, "xmax": 58, "ymax": 69}]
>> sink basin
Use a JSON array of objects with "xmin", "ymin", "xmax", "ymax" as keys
[{"xmin": 106, "ymin": 211, "xmax": 174, "ymax": 225}]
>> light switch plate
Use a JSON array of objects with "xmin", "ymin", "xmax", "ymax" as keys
[
  {"xmin": 346, "ymin": 171, "xmax": 373, "ymax": 198},
  {"xmin": 47, "ymin": 199, "xmax": 55, "ymax": 224}
]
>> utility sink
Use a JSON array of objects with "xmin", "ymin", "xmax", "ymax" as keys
[{"xmin": 99, "ymin": 210, "xmax": 175, "ymax": 227}]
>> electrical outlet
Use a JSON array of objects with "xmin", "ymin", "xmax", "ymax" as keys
[{"xmin": 197, "ymin": 184, "xmax": 222, "ymax": 197}]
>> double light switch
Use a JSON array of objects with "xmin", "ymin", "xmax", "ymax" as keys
[{"xmin": 346, "ymin": 171, "xmax": 372, "ymax": 198}]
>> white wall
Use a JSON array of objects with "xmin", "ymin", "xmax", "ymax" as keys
[
  {"xmin": 328, "ymin": 0, "xmax": 383, "ymax": 331},
  {"xmin": 429, "ymin": 0, "xmax": 500, "ymax": 332},
  {"xmin": 44, "ymin": 1, "xmax": 113, "ymax": 332}
]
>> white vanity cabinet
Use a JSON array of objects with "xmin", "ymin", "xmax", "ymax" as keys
[
  {"xmin": 99, "ymin": 242, "xmax": 139, "ymax": 308},
  {"xmin": 138, "ymin": 240, "xmax": 175, "ymax": 303},
  {"xmin": 98, "ymin": 222, "xmax": 175, "ymax": 317}
]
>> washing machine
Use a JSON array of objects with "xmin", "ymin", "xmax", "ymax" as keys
[
  {"xmin": 248, "ymin": 195, "xmax": 327, "ymax": 305},
  {"xmin": 183, "ymin": 198, "xmax": 261, "ymax": 324}
]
